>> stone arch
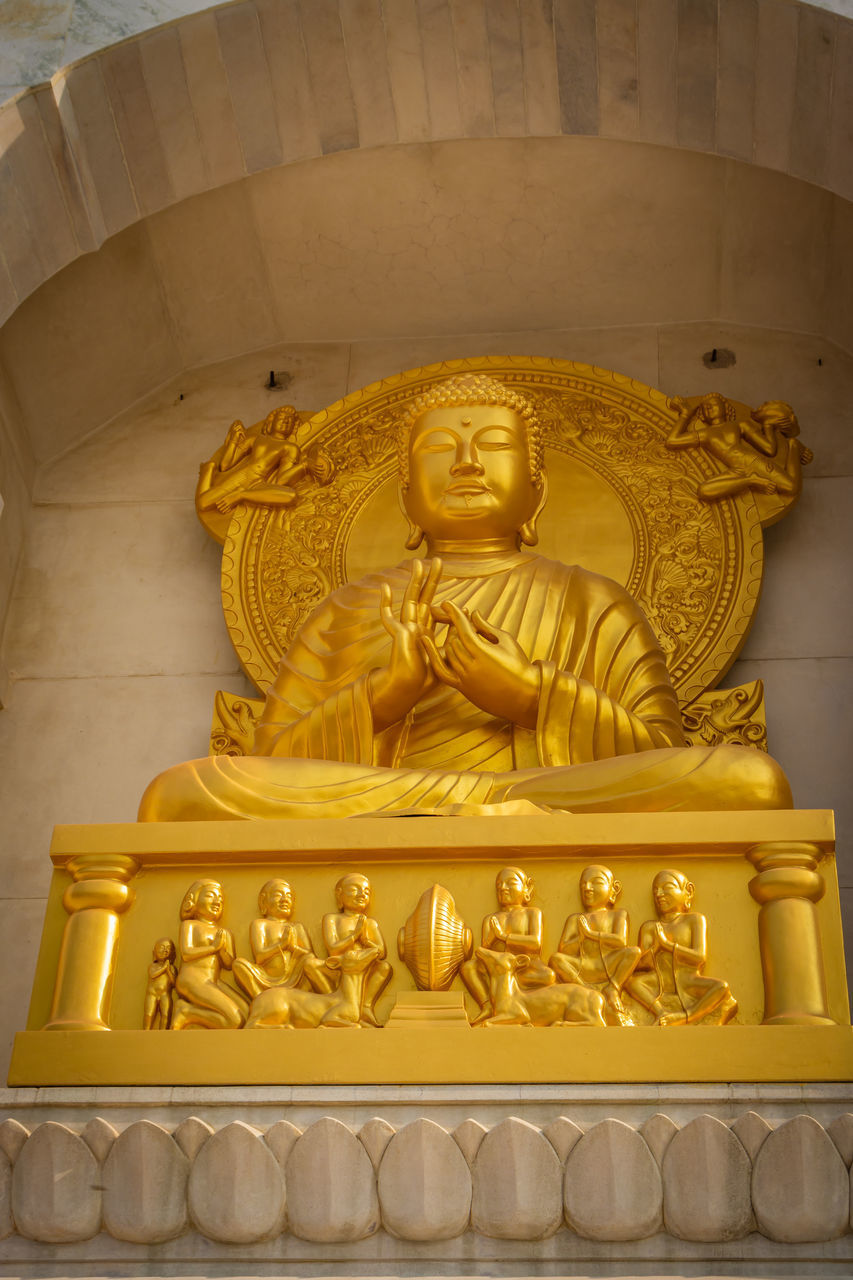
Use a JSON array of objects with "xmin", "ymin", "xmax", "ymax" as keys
[{"xmin": 1, "ymin": 0, "xmax": 851, "ymax": 329}]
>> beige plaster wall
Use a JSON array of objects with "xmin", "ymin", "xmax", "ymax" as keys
[{"xmin": 0, "ymin": 310, "xmax": 850, "ymax": 1077}]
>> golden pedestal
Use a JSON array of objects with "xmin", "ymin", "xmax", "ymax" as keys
[{"xmin": 9, "ymin": 810, "xmax": 851, "ymax": 1087}]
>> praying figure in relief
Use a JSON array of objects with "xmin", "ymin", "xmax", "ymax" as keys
[
  {"xmin": 460, "ymin": 866, "xmax": 554, "ymax": 1024},
  {"xmin": 625, "ymin": 869, "xmax": 738, "ymax": 1026},
  {"xmin": 142, "ymin": 937, "xmax": 177, "ymax": 1030},
  {"xmin": 548, "ymin": 864, "xmax": 641, "ymax": 1026},
  {"xmin": 171, "ymin": 879, "xmax": 248, "ymax": 1030},
  {"xmin": 321, "ymin": 873, "xmax": 392, "ymax": 1027},
  {"xmin": 232, "ymin": 878, "xmax": 332, "ymax": 1001}
]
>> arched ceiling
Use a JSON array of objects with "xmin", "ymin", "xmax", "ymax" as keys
[
  {"xmin": 0, "ymin": 0, "xmax": 851, "ymax": 471},
  {"xmin": 1, "ymin": 0, "xmax": 851, "ymax": 327}
]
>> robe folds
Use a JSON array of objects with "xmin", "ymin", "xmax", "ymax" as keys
[{"xmin": 138, "ymin": 553, "xmax": 792, "ymax": 820}]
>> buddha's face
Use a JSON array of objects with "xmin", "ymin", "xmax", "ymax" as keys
[
  {"xmin": 337, "ymin": 874, "xmax": 371, "ymax": 913},
  {"xmin": 653, "ymin": 872, "xmax": 691, "ymax": 917},
  {"xmin": 262, "ymin": 880, "xmax": 293, "ymax": 920},
  {"xmin": 580, "ymin": 865, "xmax": 615, "ymax": 910},
  {"xmin": 404, "ymin": 404, "xmax": 540, "ymax": 543}
]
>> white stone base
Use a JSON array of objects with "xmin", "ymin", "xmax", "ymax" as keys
[{"xmin": 0, "ymin": 1086, "xmax": 850, "ymax": 1276}]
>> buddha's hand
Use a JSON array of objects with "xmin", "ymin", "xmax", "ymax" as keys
[
  {"xmin": 370, "ymin": 558, "xmax": 442, "ymax": 729},
  {"xmin": 422, "ymin": 602, "xmax": 540, "ymax": 728}
]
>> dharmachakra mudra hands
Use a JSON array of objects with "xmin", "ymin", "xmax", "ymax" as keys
[{"xmin": 145, "ymin": 865, "xmax": 737, "ymax": 1030}]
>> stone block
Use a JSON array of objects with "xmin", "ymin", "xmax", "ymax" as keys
[
  {"xmin": 472, "ymin": 1117, "xmax": 562, "ymax": 1240},
  {"xmin": 359, "ymin": 1116, "xmax": 395, "ymax": 1169},
  {"xmin": 11, "ymin": 1122, "xmax": 101, "ymax": 1242},
  {"xmin": 188, "ymin": 1119, "xmax": 285, "ymax": 1243},
  {"xmin": 0, "ymin": 1148, "xmax": 11, "ymax": 1240},
  {"xmin": 264, "ymin": 1119, "xmax": 301, "ymax": 1167},
  {"xmin": 382, "ymin": 0, "xmax": 431, "ymax": 143},
  {"xmin": 173, "ymin": 1115, "xmax": 213, "ymax": 1160},
  {"xmin": 663, "ymin": 1114, "xmax": 753, "ymax": 1241},
  {"xmin": 255, "ymin": 0, "xmax": 322, "ymax": 162},
  {"xmin": 178, "ymin": 10, "xmax": 246, "ymax": 189},
  {"xmin": 564, "ymin": 1117, "xmax": 662, "ymax": 1240},
  {"xmin": 752, "ymin": 1114, "xmax": 849, "ymax": 1242},
  {"xmin": 340, "ymin": 0, "xmax": 398, "ymax": 149},
  {"xmin": 138, "ymin": 26, "xmax": 207, "ymax": 204},
  {"xmin": 81, "ymin": 1116, "xmax": 117, "ymax": 1161},
  {"xmin": 543, "ymin": 1115, "xmax": 583, "ymax": 1163},
  {"xmin": 452, "ymin": 1117, "xmax": 487, "ymax": 1165},
  {"xmin": 285, "ymin": 1115, "xmax": 379, "ymax": 1242},
  {"xmin": 102, "ymin": 1120, "xmax": 188, "ymax": 1243},
  {"xmin": 640, "ymin": 1112, "xmax": 679, "ymax": 1165},
  {"xmin": 730, "ymin": 1110, "xmax": 772, "ymax": 1161},
  {"xmin": 828, "ymin": 1114, "xmax": 853, "ymax": 1167},
  {"xmin": 215, "ymin": 2, "xmax": 282, "ymax": 173},
  {"xmin": 378, "ymin": 1117, "xmax": 471, "ymax": 1240},
  {"xmin": 0, "ymin": 1119, "xmax": 28, "ymax": 1163}
]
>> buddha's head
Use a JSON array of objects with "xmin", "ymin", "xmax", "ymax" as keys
[
  {"xmin": 397, "ymin": 374, "xmax": 546, "ymax": 550},
  {"xmin": 258, "ymin": 878, "xmax": 293, "ymax": 920},
  {"xmin": 580, "ymin": 864, "xmax": 621, "ymax": 909}
]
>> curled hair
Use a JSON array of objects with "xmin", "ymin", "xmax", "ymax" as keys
[
  {"xmin": 398, "ymin": 374, "xmax": 543, "ymax": 488},
  {"xmin": 180, "ymin": 879, "xmax": 222, "ymax": 920}
]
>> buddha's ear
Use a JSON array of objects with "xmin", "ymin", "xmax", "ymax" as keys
[
  {"xmin": 518, "ymin": 473, "xmax": 548, "ymax": 547},
  {"xmin": 397, "ymin": 482, "xmax": 425, "ymax": 550}
]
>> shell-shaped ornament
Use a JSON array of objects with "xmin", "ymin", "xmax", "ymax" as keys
[{"xmin": 398, "ymin": 884, "xmax": 473, "ymax": 990}]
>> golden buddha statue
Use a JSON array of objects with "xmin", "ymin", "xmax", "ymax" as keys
[{"xmin": 139, "ymin": 374, "xmax": 791, "ymax": 821}]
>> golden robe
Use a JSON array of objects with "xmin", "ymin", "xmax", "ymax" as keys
[{"xmin": 138, "ymin": 553, "xmax": 791, "ymax": 820}]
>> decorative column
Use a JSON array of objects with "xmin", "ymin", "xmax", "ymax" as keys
[
  {"xmin": 747, "ymin": 842, "xmax": 834, "ymax": 1025},
  {"xmin": 43, "ymin": 854, "xmax": 139, "ymax": 1031}
]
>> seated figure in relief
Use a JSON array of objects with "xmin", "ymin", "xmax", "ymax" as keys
[
  {"xmin": 624, "ymin": 869, "xmax": 738, "ymax": 1026},
  {"xmin": 171, "ymin": 879, "xmax": 249, "ymax": 1030},
  {"xmin": 548, "ymin": 864, "xmax": 640, "ymax": 1027},
  {"xmin": 322, "ymin": 873, "xmax": 392, "ymax": 1027},
  {"xmin": 460, "ymin": 866, "xmax": 554, "ymax": 1023},
  {"xmin": 139, "ymin": 374, "xmax": 791, "ymax": 822},
  {"xmin": 232, "ymin": 878, "xmax": 332, "ymax": 1001}
]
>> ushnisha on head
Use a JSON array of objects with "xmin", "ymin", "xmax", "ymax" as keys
[
  {"xmin": 496, "ymin": 865, "xmax": 534, "ymax": 906},
  {"xmin": 258, "ymin": 878, "xmax": 293, "ymax": 919},
  {"xmin": 396, "ymin": 373, "xmax": 547, "ymax": 551},
  {"xmin": 580, "ymin": 863, "xmax": 621, "ymax": 909},
  {"xmin": 180, "ymin": 879, "xmax": 224, "ymax": 921},
  {"xmin": 397, "ymin": 374, "xmax": 544, "ymax": 489}
]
